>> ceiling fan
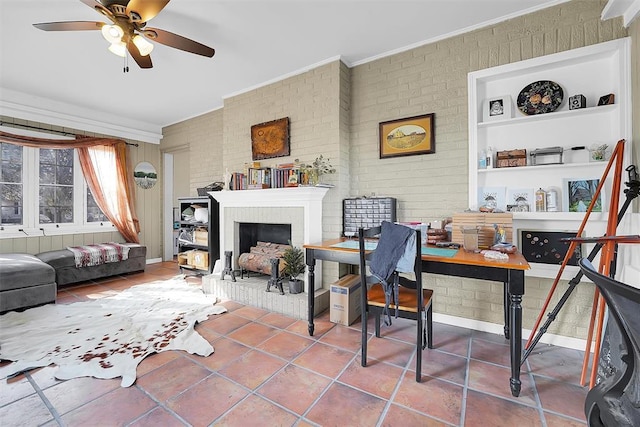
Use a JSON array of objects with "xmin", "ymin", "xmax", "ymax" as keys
[{"xmin": 33, "ymin": 0, "xmax": 215, "ymax": 70}]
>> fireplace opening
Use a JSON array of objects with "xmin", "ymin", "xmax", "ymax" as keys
[
  {"xmin": 238, "ymin": 222, "xmax": 292, "ymax": 255},
  {"xmin": 236, "ymin": 222, "xmax": 292, "ymax": 277}
]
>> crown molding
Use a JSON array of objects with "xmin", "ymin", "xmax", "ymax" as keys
[
  {"xmin": 0, "ymin": 89, "xmax": 162, "ymax": 144},
  {"xmin": 603, "ymin": 0, "xmax": 640, "ymax": 27},
  {"xmin": 222, "ymin": 56, "xmax": 343, "ymax": 101}
]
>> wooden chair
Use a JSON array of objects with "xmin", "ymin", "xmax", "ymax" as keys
[
  {"xmin": 358, "ymin": 223, "xmax": 433, "ymax": 382},
  {"xmin": 579, "ymin": 258, "xmax": 640, "ymax": 427}
]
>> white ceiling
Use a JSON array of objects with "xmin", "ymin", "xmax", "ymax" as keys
[{"xmin": 1, "ymin": 0, "xmax": 565, "ymax": 141}]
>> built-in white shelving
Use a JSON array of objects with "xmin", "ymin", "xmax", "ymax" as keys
[{"xmin": 467, "ymin": 38, "xmax": 632, "ymax": 279}]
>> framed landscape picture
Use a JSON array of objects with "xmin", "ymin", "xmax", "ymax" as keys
[
  {"xmin": 379, "ymin": 113, "xmax": 435, "ymax": 159},
  {"xmin": 563, "ymin": 178, "xmax": 603, "ymax": 212}
]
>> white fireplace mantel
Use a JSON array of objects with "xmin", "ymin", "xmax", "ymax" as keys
[
  {"xmin": 210, "ymin": 186, "xmax": 329, "ymax": 211},
  {"xmin": 210, "ymin": 187, "xmax": 330, "ymax": 289}
]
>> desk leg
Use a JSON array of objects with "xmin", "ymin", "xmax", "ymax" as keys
[
  {"xmin": 509, "ymin": 270, "xmax": 524, "ymax": 397},
  {"xmin": 306, "ymin": 250, "xmax": 316, "ymax": 336},
  {"xmin": 503, "ymin": 284, "xmax": 510, "ymax": 340}
]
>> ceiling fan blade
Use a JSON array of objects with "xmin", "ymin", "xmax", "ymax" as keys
[
  {"xmin": 143, "ymin": 27, "xmax": 215, "ymax": 57},
  {"xmin": 127, "ymin": 0, "xmax": 171, "ymax": 23},
  {"xmin": 80, "ymin": 0, "xmax": 114, "ymax": 20},
  {"xmin": 127, "ymin": 40, "xmax": 153, "ymax": 69},
  {"xmin": 33, "ymin": 21, "xmax": 104, "ymax": 31}
]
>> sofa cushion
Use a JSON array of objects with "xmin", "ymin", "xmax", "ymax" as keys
[
  {"xmin": 0, "ymin": 253, "xmax": 55, "ymax": 292},
  {"xmin": 34, "ymin": 249, "xmax": 77, "ymax": 269}
]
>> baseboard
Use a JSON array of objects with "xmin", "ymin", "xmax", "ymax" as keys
[
  {"xmin": 433, "ymin": 313, "xmax": 588, "ymax": 351},
  {"xmin": 146, "ymin": 258, "xmax": 162, "ymax": 264}
]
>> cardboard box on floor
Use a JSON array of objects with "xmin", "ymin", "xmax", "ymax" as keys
[{"xmin": 330, "ymin": 274, "xmax": 361, "ymax": 326}]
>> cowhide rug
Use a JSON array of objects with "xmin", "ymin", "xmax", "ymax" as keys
[{"xmin": 0, "ymin": 276, "xmax": 226, "ymax": 387}]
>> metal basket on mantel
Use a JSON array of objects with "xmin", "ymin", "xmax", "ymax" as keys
[{"xmin": 197, "ymin": 182, "xmax": 223, "ymax": 196}]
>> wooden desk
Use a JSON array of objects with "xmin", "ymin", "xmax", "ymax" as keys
[{"xmin": 304, "ymin": 237, "xmax": 530, "ymax": 397}]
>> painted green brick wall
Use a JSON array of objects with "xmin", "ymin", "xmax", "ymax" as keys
[
  {"xmin": 347, "ymin": 0, "xmax": 628, "ymax": 339},
  {"xmin": 162, "ymin": 0, "xmax": 632, "ymax": 340}
]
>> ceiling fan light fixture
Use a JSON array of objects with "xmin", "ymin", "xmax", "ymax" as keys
[
  {"xmin": 33, "ymin": 0, "xmax": 216, "ymax": 70},
  {"xmin": 101, "ymin": 24, "xmax": 124, "ymax": 44},
  {"xmin": 108, "ymin": 41, "xmax": 127, "ymax": 57},
  {"xmin": 132, "ymin": 35, "xmax": 154, "ymax": 56}
]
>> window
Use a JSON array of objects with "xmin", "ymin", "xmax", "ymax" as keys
[
  {"xmin": 0, "ymin": 143, "xmax": 23, "ymax": 225},
  {"xmin": 87, "ymin": 188, "xmax": 109, "ymax": 222},
  {"xmin": 39, "ymin": 148, "xmax": 74, "ymax": 224},
  {"xmin": 0, "ymin": 141, "xmax": 110, "ymax": 233}
]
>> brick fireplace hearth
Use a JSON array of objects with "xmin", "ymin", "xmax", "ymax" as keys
[{"xmin": 203, "ymin": 187, "xmax": 330, "ymax": 319}]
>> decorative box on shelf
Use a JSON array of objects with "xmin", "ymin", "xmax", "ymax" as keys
[
  {"xmin": 496, "ymin": 149, "xmax": 527, "ymax": 168},
  {"xmin": 569, "ymin": 94, "xmax": 586, "ymax": 110}
]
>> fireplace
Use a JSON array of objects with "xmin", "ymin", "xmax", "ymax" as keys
[
  {"xmin": 204, "ymin": 187, "xmax": 330, "ymax": 319},
  {"xmin": 210, "ymin": 187, "xmax": 329, "ymax": 292}
]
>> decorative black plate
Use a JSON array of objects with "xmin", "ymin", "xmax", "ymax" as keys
[{"xmin": 517, "ymin": 80, "xmax": 563, "ymax": 115}]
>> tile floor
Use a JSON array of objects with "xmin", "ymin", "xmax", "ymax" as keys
[{"xmin": 0, "ymin": 261, "xmax": 590, "ymax": 426}]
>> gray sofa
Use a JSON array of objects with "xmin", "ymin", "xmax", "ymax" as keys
[
  {"xmin": 0, "ymin": 253, "xmax": 57, "ymax": 313},
  {"xmin": 36, "ymin": 244, "xmax": 146, "ymax": 286},
  {"xmin": 0, "ymin": 244, "xmax": 146, "ymax": 314}
]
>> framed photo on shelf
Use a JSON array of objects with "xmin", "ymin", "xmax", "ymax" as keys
[
  {"xmin": 482, "ymin": 95, "xmax": 512, "ymax": 122},
  {"xmin": 477, "ymin": 186, "xmax": 507, "ymax": 211},
  {"xmin": 251, "ymin": 117, "xmax": 290, "ymax": 161},
  {"xmin": 562, "ymin": 178, "xmax": 603, "ymax": 212},
  {"xmin": 379, "ymin": 113, "xmax": 435, "ymax": 159},
  {"xmin": 506, "ymin": 188, "xmax": 534, "ymax": 212}
]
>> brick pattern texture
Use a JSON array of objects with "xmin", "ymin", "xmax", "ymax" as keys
[{"xmin": 161, "ymin": 0, "xmax": 632, "ymax": 339}]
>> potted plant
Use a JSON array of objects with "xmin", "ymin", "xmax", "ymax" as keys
[
  {"xmin": 281, "ymin": 245, "xmax": 305, "ymax": 294},
  {"xmin": 294, "ymin": 155, "xmax": 336, "ymax": 186}
]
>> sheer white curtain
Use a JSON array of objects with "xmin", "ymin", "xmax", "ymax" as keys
[{"xmin": 78, "ymin": 143, "xmax": 140, "ymax": 243}]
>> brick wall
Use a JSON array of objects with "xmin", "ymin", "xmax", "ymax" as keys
[
  {"xmin": 162, "ymin": 108, "xmax": 224, "ymax": 194},
  {"xmin": 348, "ymin": 0, "xmax": 627, "ymax": 338},
  {"xmin": 161, "ymin": 0, "xmax": 631, "ymax": 340}
]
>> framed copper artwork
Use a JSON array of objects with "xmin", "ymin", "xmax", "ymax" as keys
[
  {"xmin": 379, "ymin": 113, "xmax": 435, "ymax": 159},
  {"xmin": 251, "ymin": 117, "xmax": 290, "ymax": 160}
]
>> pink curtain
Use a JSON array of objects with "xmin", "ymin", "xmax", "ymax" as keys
[{"xmin": 0, "ymin": 131, "xmax": 140, "ymax": 243}]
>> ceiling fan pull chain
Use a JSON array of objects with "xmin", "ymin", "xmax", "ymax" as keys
[{"xmin": 123, "ymin": 53, "xmax": 129, "ymax": 73}]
